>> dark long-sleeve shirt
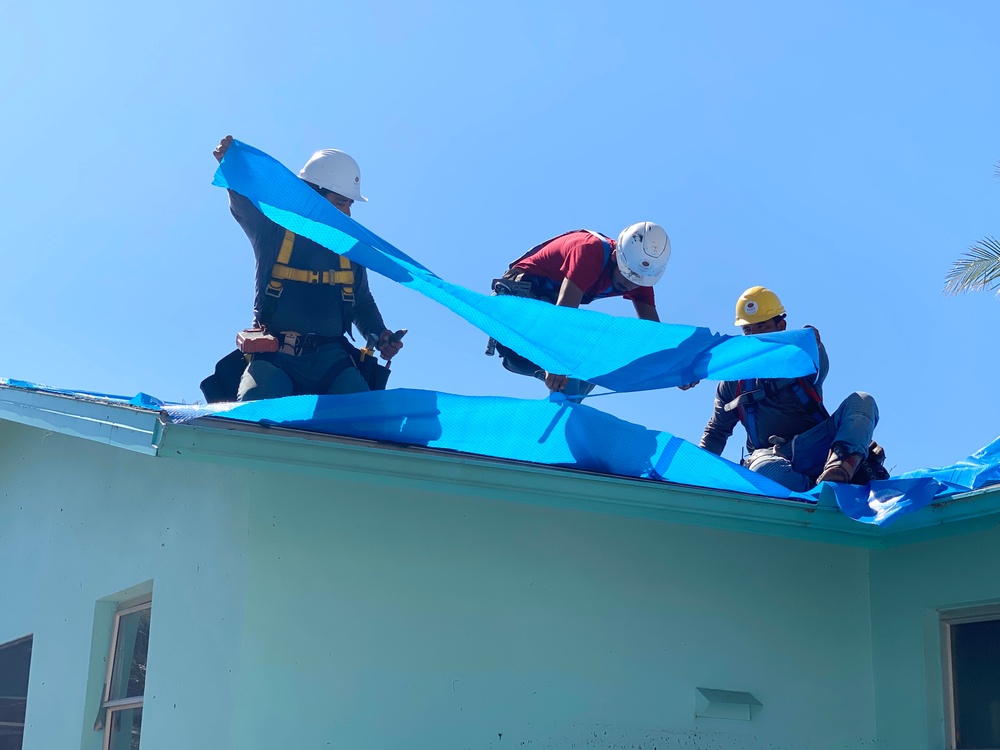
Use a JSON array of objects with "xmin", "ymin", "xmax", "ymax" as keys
[
  {"xmin": 700, "ymin": 340, "xmax": 830, "ymax": 455},
  {"xmin": 229, "ymin": 190, "xmax": 385, "ymax": 339}
]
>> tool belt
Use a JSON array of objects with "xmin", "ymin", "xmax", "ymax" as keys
[
  {"xmin": 274, "ymin": 331, "xmax": 343, "ymax": 357},
  {"xmin": 236, "ymin": 328, "xmax": 342, "ymax": 357}
]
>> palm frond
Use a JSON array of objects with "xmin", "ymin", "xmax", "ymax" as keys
[{"xmin": 944, "ymin": 237, "xmax": 1000, "ymax": 296}]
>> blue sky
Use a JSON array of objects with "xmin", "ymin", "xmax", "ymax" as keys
[{"xmin": 2, "ymin": 1, "xmax": 997, "ymax": 472}]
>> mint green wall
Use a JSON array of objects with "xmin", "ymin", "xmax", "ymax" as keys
[
  {"xmin": 0, "ymin": 421, "xmax": 250, "ymax": 750},
  {"xmin": 869, "ymin": 526, "xmax": 1000, "ymax": 750},
  {"xmin": 0, "ymin": 416, "xmax": 885, "ymax": 750},
  {"xmin": 233, "ymin": 470, "xmax": 877, "ymax": 749}
]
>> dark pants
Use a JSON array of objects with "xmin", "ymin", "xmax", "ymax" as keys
[{"xmin": 237, "ymin": 342, "xmax": 368, "ymax": 401}]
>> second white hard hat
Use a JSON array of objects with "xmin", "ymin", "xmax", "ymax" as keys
[
  {"xmin": 615, "ymin": 222, "xmax": 670, "ymax": 287},
  {"xmin": 298, "ymin": 149, "xmax": 368, "ymax": 202}
]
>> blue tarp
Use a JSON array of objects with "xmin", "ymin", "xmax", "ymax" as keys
[
  {"xmin": 161, "ymin": 390, "xmax": 1000, "ymax": 526},
  {"xmin": 213, "ymin": 140, "xmax": 821, "ymax": 392},
  {"xmin": 6, "ymin": 147, "xmax": 996, "ymax": 529},
  {"xmin": 4, "ymin": 379, "xmax": 996, "ymax": 527}
]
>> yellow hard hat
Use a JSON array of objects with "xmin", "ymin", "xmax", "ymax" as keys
[{"xmin": 734, "ymin": 286, "xmax": 785, "ymax": 326}]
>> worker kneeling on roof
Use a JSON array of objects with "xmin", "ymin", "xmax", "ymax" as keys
[
  {"xmin": 206, "ymin": 136, "xmax": 404, "ymax": 402},
  {"xmin": 699, "ymin": 286, "xmax": 888, "ymax": 489},
  {"xmin": 487, "ymin": 223, "xmax": 691, "ymax": 400}
]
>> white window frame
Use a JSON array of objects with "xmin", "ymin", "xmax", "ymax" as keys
[
  {"xmin": 99, "ymin": 595, "xmax": 151, "ymax": 750},
  {"xmin": 940, "ymin": 603, "xmax": 1000, "ymax": 750}
]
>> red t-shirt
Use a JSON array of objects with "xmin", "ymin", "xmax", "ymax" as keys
[{"xmin": 510, "ymin": 230, "xmax": 655, "ymax": 306}]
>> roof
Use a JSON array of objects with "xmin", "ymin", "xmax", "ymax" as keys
[{"xmin": 1, "ymin": 380, "xmax": 998, "ymax": 550}]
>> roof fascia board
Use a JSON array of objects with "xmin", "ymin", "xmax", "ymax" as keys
[
  {"xmin": 0, "ymin": 385, "xmax": 162, "ymax": 455},
  {"xmin": 157, "ymin": 418, "xmax": 881, "ymax": 548},
  {"xmin": 872, "ymin": 486, "xmax": 1000, "ymax": 548}
]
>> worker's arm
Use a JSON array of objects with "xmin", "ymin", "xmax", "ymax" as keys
[
  {"xmin": 542, "ymin": 278, "xmax": 586, "ymax": 392},
  {"xmin": 699, "ymin": 382, "xmax": 739, "ymax": 455},
  {"xmin": 554, "ymin": 277, "xmax": 584, "ymax": 309},
  {"xmin": 633, "ymin": 301, "xmax": 660, "ymax": 322}
]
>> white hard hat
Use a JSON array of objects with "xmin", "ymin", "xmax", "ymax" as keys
[
  {"xmin": 615, "ymin": 222, "xmax": 670, "ymax": 287},
  {"xmin": 298, "ymin": 149, "xmax": 368, "ymax": 202}
]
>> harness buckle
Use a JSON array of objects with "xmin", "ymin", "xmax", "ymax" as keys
[
  {"xmin": 265, "ymin": 281, "xmax": 283, "ymax": 299},
  {"xmin": 492, "ymin": 277, "xmax": 533, "ymax": 297},
  {"xmin": 278, "ymin": 331, "xmax": 302, "ymax": 356},
  {"xmin": 724, "ymin": 388, "xmax": 765, "ymax": 413}
]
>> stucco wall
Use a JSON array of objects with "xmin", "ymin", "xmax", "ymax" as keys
[
  {"xmin": 0, "ymin": 417, "xmax": 882, "ymax": 750},
  {"xmin": 0, "ymin": 420, "xmax": 251, "ymax": 750},
  {"xmin": 234, "ymin": 469, "xmax": 877, "ymax": 750},
  {"xmin": 869, "ymin": 524, "xmax": 1000, "ymax": 750}
]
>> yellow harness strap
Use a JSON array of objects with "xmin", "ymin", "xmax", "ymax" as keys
[
  {"xmin": 266, "ymin": 230, "xmax": 355, "ymax": 299},
  {"xmin": 277, "ymin": 229, "xmax": 295, "ymax": 264},
  {"xmin": 270, "ymin": 264, "xmax": 355, "ymax": 285}
]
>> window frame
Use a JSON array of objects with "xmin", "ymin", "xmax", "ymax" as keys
[
  {"xmin": 0, "ymin": 634, "xmax": 32, "ymax": 748},
  {"xmin": 99, "ymin": 595, "xmax": 151, "ymax": 750},
  {"xmin": 941, "ymin": 603, "xmax": 1000, "ymax": 750}
]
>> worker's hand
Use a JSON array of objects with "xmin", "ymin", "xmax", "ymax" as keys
[
  {"xmin": 679, "ymin": 381, "xmax": 700, "ymax": 391},
  {"xmin": 377, "ymin": 329, "xmax": 404, "ymax": 360},
  {"xmin": 544, "ymin": 372, "xmax": 569, "ymax": 392},
  {"xmin": 214, "ymin": 135, "xmax": 234, "ymax": 163}
]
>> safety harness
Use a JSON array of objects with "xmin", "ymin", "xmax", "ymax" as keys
[
  {"xmin": 725, "ymin": 377, "xmax": 830, "ymax": 451},
  {"xmin": 485, "ymin": 231, "xmax": 615, "ymax": 359},
  {"xmin": 503, "ymin": 230, "xmax": 615, "ymax": 304},
  {"xmin": 259, "ymin": 230, "xmax": 355, "ymax": 330}
]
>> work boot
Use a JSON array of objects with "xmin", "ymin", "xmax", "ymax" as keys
[
  {"xmin": 851, "ymin": 441, "xmax": 889, "ymax": 484},
  {"xmin": 816, "ymin": 443, "xmax": 865, "ymax": 485}
]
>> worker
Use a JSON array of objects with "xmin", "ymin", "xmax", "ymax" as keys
[
  {"xmin": 698, "ymin": 286, "xmax": 886, "ymax": 489},
  {"xmin": 488, "ymin": 223, "xmax": 677, "ymax": 399},
  {"xmin": 211, "ymin": 135, "xmax": 403, "ymax": 401}
]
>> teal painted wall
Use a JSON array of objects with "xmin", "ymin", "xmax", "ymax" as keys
[
  {"xmin": 0, "ymin": 417, "xmax": 884, "ymax": 749},
  {"xmin": 0, "ymin": 420, "xmax": 250, "ymax": 750},
  {"xmin": 232, "ymin": 470, "xmax": 877, "ymax": 749},
  {"xmin": 869, "ymin": 525, "xmax": 1000, "ymax": 750}
]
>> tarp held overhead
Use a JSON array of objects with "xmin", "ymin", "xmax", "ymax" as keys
[{"xmin": 213, "ymin": 140, "xmax": 821, "ymax": 393}]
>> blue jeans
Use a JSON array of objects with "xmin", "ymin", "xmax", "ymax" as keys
[
  {"xmin": 745, "ymin": 391, "xmax": 879, "ymax": 491},
  {"xmin": 237, "ymin": 343, "xmax": 368, "ymax": 401}
]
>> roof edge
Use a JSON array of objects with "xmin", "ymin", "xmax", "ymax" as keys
[
  {"xmin": 159, "ymin": 416, "xmax": 882, "ymax": 548},
  {"xmin": 0, "ymin": 384, "xmax": 161, "ymax": 455}
]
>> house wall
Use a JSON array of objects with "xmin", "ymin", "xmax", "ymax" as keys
[
  {"xmin": 869, "ymin": 524, "xmax": 1000, "ymax": 750},
  {"xmin": 233, "ymin": 467, "xmax": 878, "ymax": 750},
  {"xmin": 0, "ymin": 420, "xmax": 250, "ymax": 750},
  {"xmin": 0, "ymin": 416, "xmax": 883, "ymax": 750}
]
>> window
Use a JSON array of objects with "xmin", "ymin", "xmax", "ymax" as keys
[
  {"xmin": 98, "ymin": 597, "xmax": 151, "ymax": 750},
  {"xmin": 0, "ymin": 635, "xmax": 32, "ymax": 750},
  {"xmin": 943, "ymin": 607, "xmax": 1000, "ymax": 750}
]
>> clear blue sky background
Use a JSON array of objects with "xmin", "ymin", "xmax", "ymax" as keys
[{"xmin": 2, "ymin": 1, "xmax": 997, "ymax": 473}]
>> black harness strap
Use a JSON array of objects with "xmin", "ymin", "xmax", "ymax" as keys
[{"xmin": 314, "ymin": 356, "xmax": 359, "ymax": 395}]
